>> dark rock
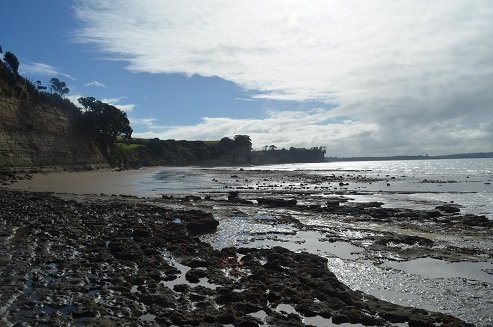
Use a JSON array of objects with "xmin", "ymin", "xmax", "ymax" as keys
[
  {"xmin": 362, "ymin": 201, "xmax": 384, "ymax": 208},
  {"xmin": 182, "ymin": 258, "xmax": 211, "ymax": 268},
  {"xmin": 237, "ymin": 319, "xmax": 260, "ymax": 327},
  {"xmin": 332, "ymin": 314, "xmax": 350, "ymax": 324},
  {"xmin": 216, "ymin": 313, "xmax": 236, "ymax": 324},
  {"xmin": 257, "ymin": 197, "xmax": 297, "ymax": 207},
  {"xmin": 173, "ymin": 210, "xmax": 219, "ymax": 233},
  {"xmin": 228, "ymin": 191, "xmax": 254, "ymax": 204},
  {"xmin": 182, "ymin": 195, "xmax": 202, "ymax": 202},
  {"xmin": 185, "ymin": 268, "xmax": 207, "ymax": 283},
  {"xmin": 234, "ymin": 302, "xmax": 263, "ymax": 314},
  {"xmin": 408, "ymin": 318, "xmax": 434, "ymax": 327},
  {"xmin": 228, "ymin": 191, "xmax": 240, "ymax": 200},
  {"xmin": 375, "ymin": 234, "xmax": 433, "ymax": 247},
  {"xmin": 72, "ymin": 310, "xmax": 98, "ymax": 318},
  {"xmin": 0, "ymin": 189, "xmax": 476, "ymax": 327},
  {"xmin": 435, "ymin": 205, "xmax": 461, "ymax": 213},
  {"xmin": 132, "ymin": 228, "xmax": 151, "ymax": 238},
  {"xmin": 108, "ymin": 240, "xmax": 143, "ymax": 261},
  {"xmin": 173, "ymin": 284, "xmax": 191, "ymax": 293}
]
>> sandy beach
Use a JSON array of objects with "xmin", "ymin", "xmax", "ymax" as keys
[{"xmin": 5, "ymin": 167, "xmax": 164, "ymax": 197}]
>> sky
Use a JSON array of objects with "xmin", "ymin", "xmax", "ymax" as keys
[{"xmin": 1, "ymin": 0, "xmax": 492, "ymax": 157}]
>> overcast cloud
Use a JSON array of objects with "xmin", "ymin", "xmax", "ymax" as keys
[{"xmin": 74, "ymin": 0, "xmax": 493, "ymax": 156}]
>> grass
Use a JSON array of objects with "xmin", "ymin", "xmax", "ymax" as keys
[{"xmin": 116, "ymin": 143, "xmax": 143, "ymax": 150}]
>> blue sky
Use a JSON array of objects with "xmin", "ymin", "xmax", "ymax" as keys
[{"xmin": 1, "ymin": 0, "xmax": 492, "ymax": 156}]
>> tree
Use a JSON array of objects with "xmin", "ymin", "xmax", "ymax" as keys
[
  {"xmin": 4, "ymin": 51, "xmax": 19, "ymax": 74},
  {"xmin": 234, "ymin": 135, "xmax": 252, "ymax": 150},
  {"xmin": 147, "ymin": 138, "xmax": 164, "ymax": 157},
  {"xmin": 36, "ymin": 80, "xmax": 47, "ymax": 91},
  {"xmin": 78, "ymin": 97, "xmax": 132, "ymax": 143},
  {"xmin": 219, "ymin": 137, "xmax": 235, "ymax": 151},
  {"xmin": 50, "ymin": 78, "xmax": 69, "ymax": 96}
]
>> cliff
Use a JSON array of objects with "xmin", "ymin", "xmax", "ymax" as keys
[{"xmin": 0, "ymin": 88, "xmax": 108, "ymax": 172}]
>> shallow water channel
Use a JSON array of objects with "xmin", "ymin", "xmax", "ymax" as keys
[{"xmin": 200, "ymin": 210, "xmax": 493, "ymax": 327}]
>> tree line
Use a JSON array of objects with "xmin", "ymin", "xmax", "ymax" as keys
[
  {"xmin": 252, "ymin": 146, "xmax": 326, "ymax": 164},
  {"xmin": 113, "ymin": 135, "xmax": 327, "ymax": 168},
  {"xmin": 113, "ymin": 135, "xmax": 253, "ymax": 168}
]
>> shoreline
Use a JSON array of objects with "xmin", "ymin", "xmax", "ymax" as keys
[{"xmin": 1, "ymin": 167, "xmax": 492, "ymax": 326}]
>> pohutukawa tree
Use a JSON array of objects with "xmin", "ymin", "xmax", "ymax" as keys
[
  {"xmin": 36, "ymin": 81, "xmax": 47, "ymax": 91},
  {"xmin": 78, "ymin": 97, "xmax": 133, "ymax": 144},
  {"xmin": 3, "ymin": 51, "xmax": 19, "ymax": 74},
  {"xmin": 50, "ymin": 78, "xmax": 69, "ymax": 97}
]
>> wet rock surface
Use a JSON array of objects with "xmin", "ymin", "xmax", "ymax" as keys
[
  {"xmin": 0, "ymin": 188, "xmax": 476, "ymax": 326},
  {"xmin": 0, "ymin": 172, "xmax": 33, "ymax": 186},
  {"xmin": 189, "ymin": 168, "xmax": 492, "ymax": 325}
]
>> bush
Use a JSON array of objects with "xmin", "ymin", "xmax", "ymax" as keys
[{"xmin": 4, "ymin": 51, "xmax": 19, "ymax": 74}]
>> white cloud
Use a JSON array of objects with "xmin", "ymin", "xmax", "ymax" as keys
[
  {"xmin": 66, "ymin": 94, "xmax": 135, "ymax": 113},
  {"xmin": 20, "ymin": 62, "xmax": 75, "ymax": 80},
  {"xmin": 85, "ymin": 80, "xmax": 107, "ymax": 88},
  {"xmin": 101, "ymin": 97, "xmax": 135, "ymax": 112},
  {"xmin": 75, "ymin": 0, "xmax": 493, "ymax": 155},
  {"xmin": 131, "ymin": 109, "xmax": 381, "ymax": 155},
  {"xmin": 131, "ymin": 108, "xmax": 492, "ymax": 156},
  {"xmin": 66, "ymin": 94, "xmax": 136, "ymax": 113},
  {"xmin": 66, "ymin": 94, "xmax": 85, "ymax": 108}
]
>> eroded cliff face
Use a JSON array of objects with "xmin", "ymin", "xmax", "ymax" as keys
[{"xmin": 0, "ymin": 95, "xmax": 108, "ymax": 171}]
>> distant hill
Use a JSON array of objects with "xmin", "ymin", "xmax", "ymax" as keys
[
  {"xmin": 114, "ymin": 137, "xmax": 327, "ymax": 168},
  {"xmin": 326, "ymin": 152, "xmax": 493, "ymax": 162}
]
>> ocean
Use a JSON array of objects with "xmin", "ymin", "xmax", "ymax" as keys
[{"xmin": 240, "ymin": 158, "xmax": 493, "ymax": 219}]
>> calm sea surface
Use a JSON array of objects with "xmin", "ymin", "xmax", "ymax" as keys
[
  {"xmin": 140, "ymin": 158, "xmax": 492, "ymax": 219},
  {"xmin": 243, "ymin": 158, "xmax": 493, "ymax": 219}
]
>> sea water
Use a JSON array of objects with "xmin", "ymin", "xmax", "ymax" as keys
[
  {"xmin": 140, "ymin": 158, "xmax": 493, "ymax": 219},
  {"xmin": 242, "ymin": 158, "xmax": 493, "ymax": 219}
]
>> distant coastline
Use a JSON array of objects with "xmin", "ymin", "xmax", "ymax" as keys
[{"xmin": 326, "ymin": 152, "xmax": 493, "ymax": 162}]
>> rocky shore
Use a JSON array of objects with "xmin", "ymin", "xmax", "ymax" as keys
[{"xmin": 0, "ymin": 186, "xmax": 487, "ymax": 326}]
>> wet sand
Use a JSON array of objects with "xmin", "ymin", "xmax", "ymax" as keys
[{"xmin": 5, "ymin": 167, "xmax": 163, "ymax": 196}]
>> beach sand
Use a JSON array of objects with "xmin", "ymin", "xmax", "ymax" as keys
[{"xmin": 5, "ymin": 167, "xmax": 163, "ymax": 196}]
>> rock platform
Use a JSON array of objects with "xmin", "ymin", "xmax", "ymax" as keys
[{"xmin": 0, "ymin": 189, "xmax": 474, "ymax": 326}]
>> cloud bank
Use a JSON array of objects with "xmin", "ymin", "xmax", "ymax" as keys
[
  {"xmin": 75, "ymin": 0, "xmax": 493, "ymax": 156},
  {"xmin": 131, "ymin": 109, "xmax": 379, "ymax": 154}
]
